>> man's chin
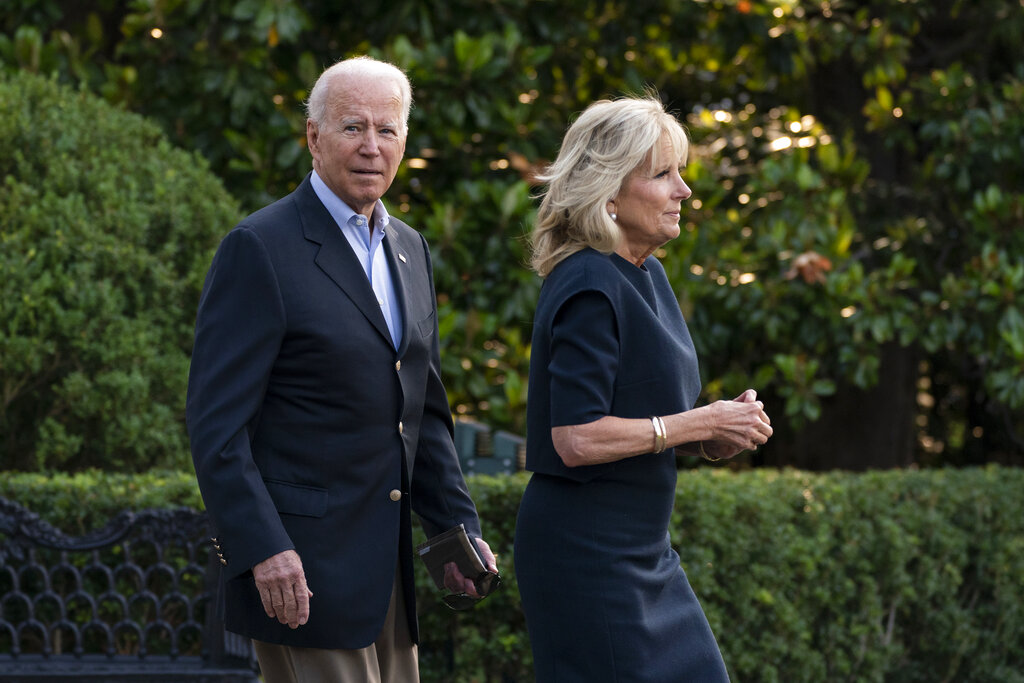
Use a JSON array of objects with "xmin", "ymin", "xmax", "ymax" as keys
[{"xmin": 350, "ymin": 177, "xmax": 387, "ymax": 193}]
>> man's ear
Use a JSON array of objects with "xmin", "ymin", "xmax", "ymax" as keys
[{"xmin": 306, "ymin": 119, "xmax": 319, "ymax": 158}]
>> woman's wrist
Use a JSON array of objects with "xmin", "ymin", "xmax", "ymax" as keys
[
  {"xmin": 649, "ymin": 416, "xmax": 667, "ymax": 453},
  {"xmin": 661, "ymin": 410, "xmax": 716, "ymax": 449},
  {"xmin": 698, "ymin": 441, "xmax": 721, "ymax": 462}
]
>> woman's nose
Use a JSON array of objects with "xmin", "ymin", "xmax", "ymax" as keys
[{"xmin": 675, "ymin": 175, "xmax": 692, "ymax": 200}]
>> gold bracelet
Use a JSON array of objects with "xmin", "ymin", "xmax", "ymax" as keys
[
  {"xmin": 650, "ymin": 416, "xmax": 666, "ymax": 454},
  {"xmin": 698, "ymin": 441, "xmax": 720, "ymax": 462},
  {"xmin": 655, "ymin": 416, "xmax": 667, "ymax": 453}
]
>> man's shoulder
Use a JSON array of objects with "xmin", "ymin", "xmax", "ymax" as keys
[
  {"xmin": 237, "ymin": 187, "xmax": 304, "ymax": 234},
  {"xmin": 220, "ymin": 182, "xmax": 319, "ymax": 254},
  {"xmin": 386, "ymin": 214, "xmax": 422, "ymax": 240},
  {"xmin": 385, "ymin": 215, "xmax": 429, "ymax": 256}
]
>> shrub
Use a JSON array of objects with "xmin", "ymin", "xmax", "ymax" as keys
[
  {"xmin": 3, "ymin": 466, "xmax": 1022, "ymax": 682},
  {"xmin": 0, "ymin": 469, "xmax": 202, "ymax": 536},
  {"xmin": 0, "ymin": 72, "xmax": 240, "ymax": 472}
]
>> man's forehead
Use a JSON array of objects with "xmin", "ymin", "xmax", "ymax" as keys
[
  {"xmin": 329, "ymin": 74, "xmax": 402, "ymax": 103},
  {"xmin": 338, "ymin": 113, "xmax": 402, "ymax": 125},
  {"xmin": 328, "ymin": 90, "xmax": 403, "ymax": 121}
]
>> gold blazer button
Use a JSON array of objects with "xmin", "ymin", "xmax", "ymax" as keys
[{"xmin": 389, "ymin": 489, "xmax": 402, "ymax": 502}]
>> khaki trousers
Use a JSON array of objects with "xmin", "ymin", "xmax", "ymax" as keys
[{"xmin": 253, "ymin": 570, "xmax": 419, "ymax": 683}]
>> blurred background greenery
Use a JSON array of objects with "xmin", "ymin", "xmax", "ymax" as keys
[{"xmin": 2, "ymin": 0, "xmax": 1022, "ymax": 473}]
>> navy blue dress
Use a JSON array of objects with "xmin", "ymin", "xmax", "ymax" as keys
[{"xmin": 514, "ymin": 248, "xmax": 729, "ymax": 682}]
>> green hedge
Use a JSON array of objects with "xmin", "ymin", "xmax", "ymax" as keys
[
  {"xmin": 2, "ymin": 466, "xmax": 1022, "ymax": 682},
  {"xmin": 0, "ymin": 71, "xmax": 240, "ymax": 473}
]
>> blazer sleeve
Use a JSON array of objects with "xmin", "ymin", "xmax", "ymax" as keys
[
  {"xmin": 185, "ymin": 227, "xmax": 295, "ymax": 578},
  {"xmin": 408, "ymin": 234, "xmax": 483, "ymax": 541}
]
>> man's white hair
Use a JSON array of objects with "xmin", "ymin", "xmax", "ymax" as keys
[{"xmin": 305, "ymin": 56, "xmax": 412, "ymax": 131}]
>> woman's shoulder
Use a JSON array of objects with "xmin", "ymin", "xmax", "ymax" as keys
[
  {"xmin": 548, "ymin": 248, "xmax": 623, "ymax": 290},
  {"xmin": 536, "ymin": 249, "xmax": 624, "ymax": 323}
]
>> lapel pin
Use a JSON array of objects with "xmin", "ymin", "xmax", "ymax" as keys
[{"xmin": 398, "ymin": 253, "xmax": 407, "ymax": 263}]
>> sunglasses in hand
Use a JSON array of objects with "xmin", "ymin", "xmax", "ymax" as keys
[{"xmin": 443, "ymin": 570, "xmax": 502, "ymax": 610}]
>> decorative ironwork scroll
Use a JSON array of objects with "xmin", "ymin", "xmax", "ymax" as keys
[{"xmin": 0, "ymin": 497, "xmax": 257, "ymax": 681}]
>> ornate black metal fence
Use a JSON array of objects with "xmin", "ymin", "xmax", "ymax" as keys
[{"xmin": 0, "ymin": 498, "xmax": 258, "ymax": 682}]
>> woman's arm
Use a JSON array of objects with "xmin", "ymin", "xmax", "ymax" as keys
[{"xmin": 553, "ymin": 389, "xmax": 772, "ymax": 467}]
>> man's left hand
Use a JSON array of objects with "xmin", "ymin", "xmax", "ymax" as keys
[{"xmin": 443, "ymin": 537, "xmax": 498, "ymax": 598}]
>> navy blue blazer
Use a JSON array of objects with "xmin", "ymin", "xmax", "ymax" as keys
[{"xmin": 185, "ymin": 174, "xmax": 482, "ymax": 649}]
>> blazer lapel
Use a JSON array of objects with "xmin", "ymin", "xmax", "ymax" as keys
[
  {"xmin": 383, "ymin": 223, "xmax": 413, "ymax": 359},
  {"xmin": 294, "ymin": 177, "xmax": 393, "ymax": 347}
]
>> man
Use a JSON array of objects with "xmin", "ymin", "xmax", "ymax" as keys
[{"xmin": 186, "ymin": 56, "xmax": 496, "ymax": 682}]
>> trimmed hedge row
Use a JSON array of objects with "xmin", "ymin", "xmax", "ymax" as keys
[{"xmin": 2, "ymin": 466, "xmax": 1022, "ymax": 682}]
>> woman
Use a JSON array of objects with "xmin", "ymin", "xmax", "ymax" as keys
[{"xmin": 514, "ymin": 97, "xmax": 773, "ymax": 682}]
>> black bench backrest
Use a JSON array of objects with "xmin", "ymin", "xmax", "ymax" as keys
[{"xmin": 0, "ymin": 497, "xmax": 257, "ymax": 682}]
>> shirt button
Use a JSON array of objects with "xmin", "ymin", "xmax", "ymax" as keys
[
  {"xmin": 398, "ymin": 421, "xmax": 404, "ymax": 434},
  {"xmin": 395, "ymin": 360, "xmax": 401, "ymax": 371},
  {"xmin": 389, "ymin": 489, "xmax": 402, "ymax": 502}
]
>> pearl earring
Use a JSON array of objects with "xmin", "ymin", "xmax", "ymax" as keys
[{"xmin": 610, "ymin": 212, "xmax": 617, "ymax": 221}]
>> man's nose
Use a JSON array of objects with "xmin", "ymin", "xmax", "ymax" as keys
[{"xmin": 359, "ymin": 131, "xmax": 381, "ymax": 155}]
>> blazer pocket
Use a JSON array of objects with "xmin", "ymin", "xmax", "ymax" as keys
[
  {"xmin": 263, "ymin": 479, "xmax": 328, "ymax": 518},
  {"xmin": 417, "ymin": 310, "xmax": 435, "ymax": 337}
]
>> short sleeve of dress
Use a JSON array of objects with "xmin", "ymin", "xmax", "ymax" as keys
[{"xmin": 549, "ymin": 290, "xmax": 619, "ymax": 427}]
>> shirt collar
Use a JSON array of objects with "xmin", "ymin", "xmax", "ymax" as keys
[{"xmin": 310, "ymin": 169, "xmax": 391, "ymax": 237}]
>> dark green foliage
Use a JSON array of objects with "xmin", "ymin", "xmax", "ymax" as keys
[
  {"xmin": 1, "ymin": 1, "xmax": 1022, "ymax": 466},
  {"xmin": 4, "ymin": 467, "xmax": 1022, "ymax": 682},
  {"xmin": 0, "ymin": 72, "xmax": 240, "ymax": 472}
]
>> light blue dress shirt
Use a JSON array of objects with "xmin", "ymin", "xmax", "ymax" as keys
[{"xmin": 310, "ymin": 170, "xmax": 403, "ymax": 349}]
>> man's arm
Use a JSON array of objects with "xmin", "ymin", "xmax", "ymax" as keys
[
  {"xmin": 186, "ymin": 227, "xmax": 295, "ymax": 579},
  {"xmin": 407, "ymin": 234, "xmax": 497, "ymax": 592}
]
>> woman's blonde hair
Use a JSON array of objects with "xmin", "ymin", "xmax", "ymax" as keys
[{"xmin": 530, "ymin": 96, "xmax": 688, "ymax": 277}]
